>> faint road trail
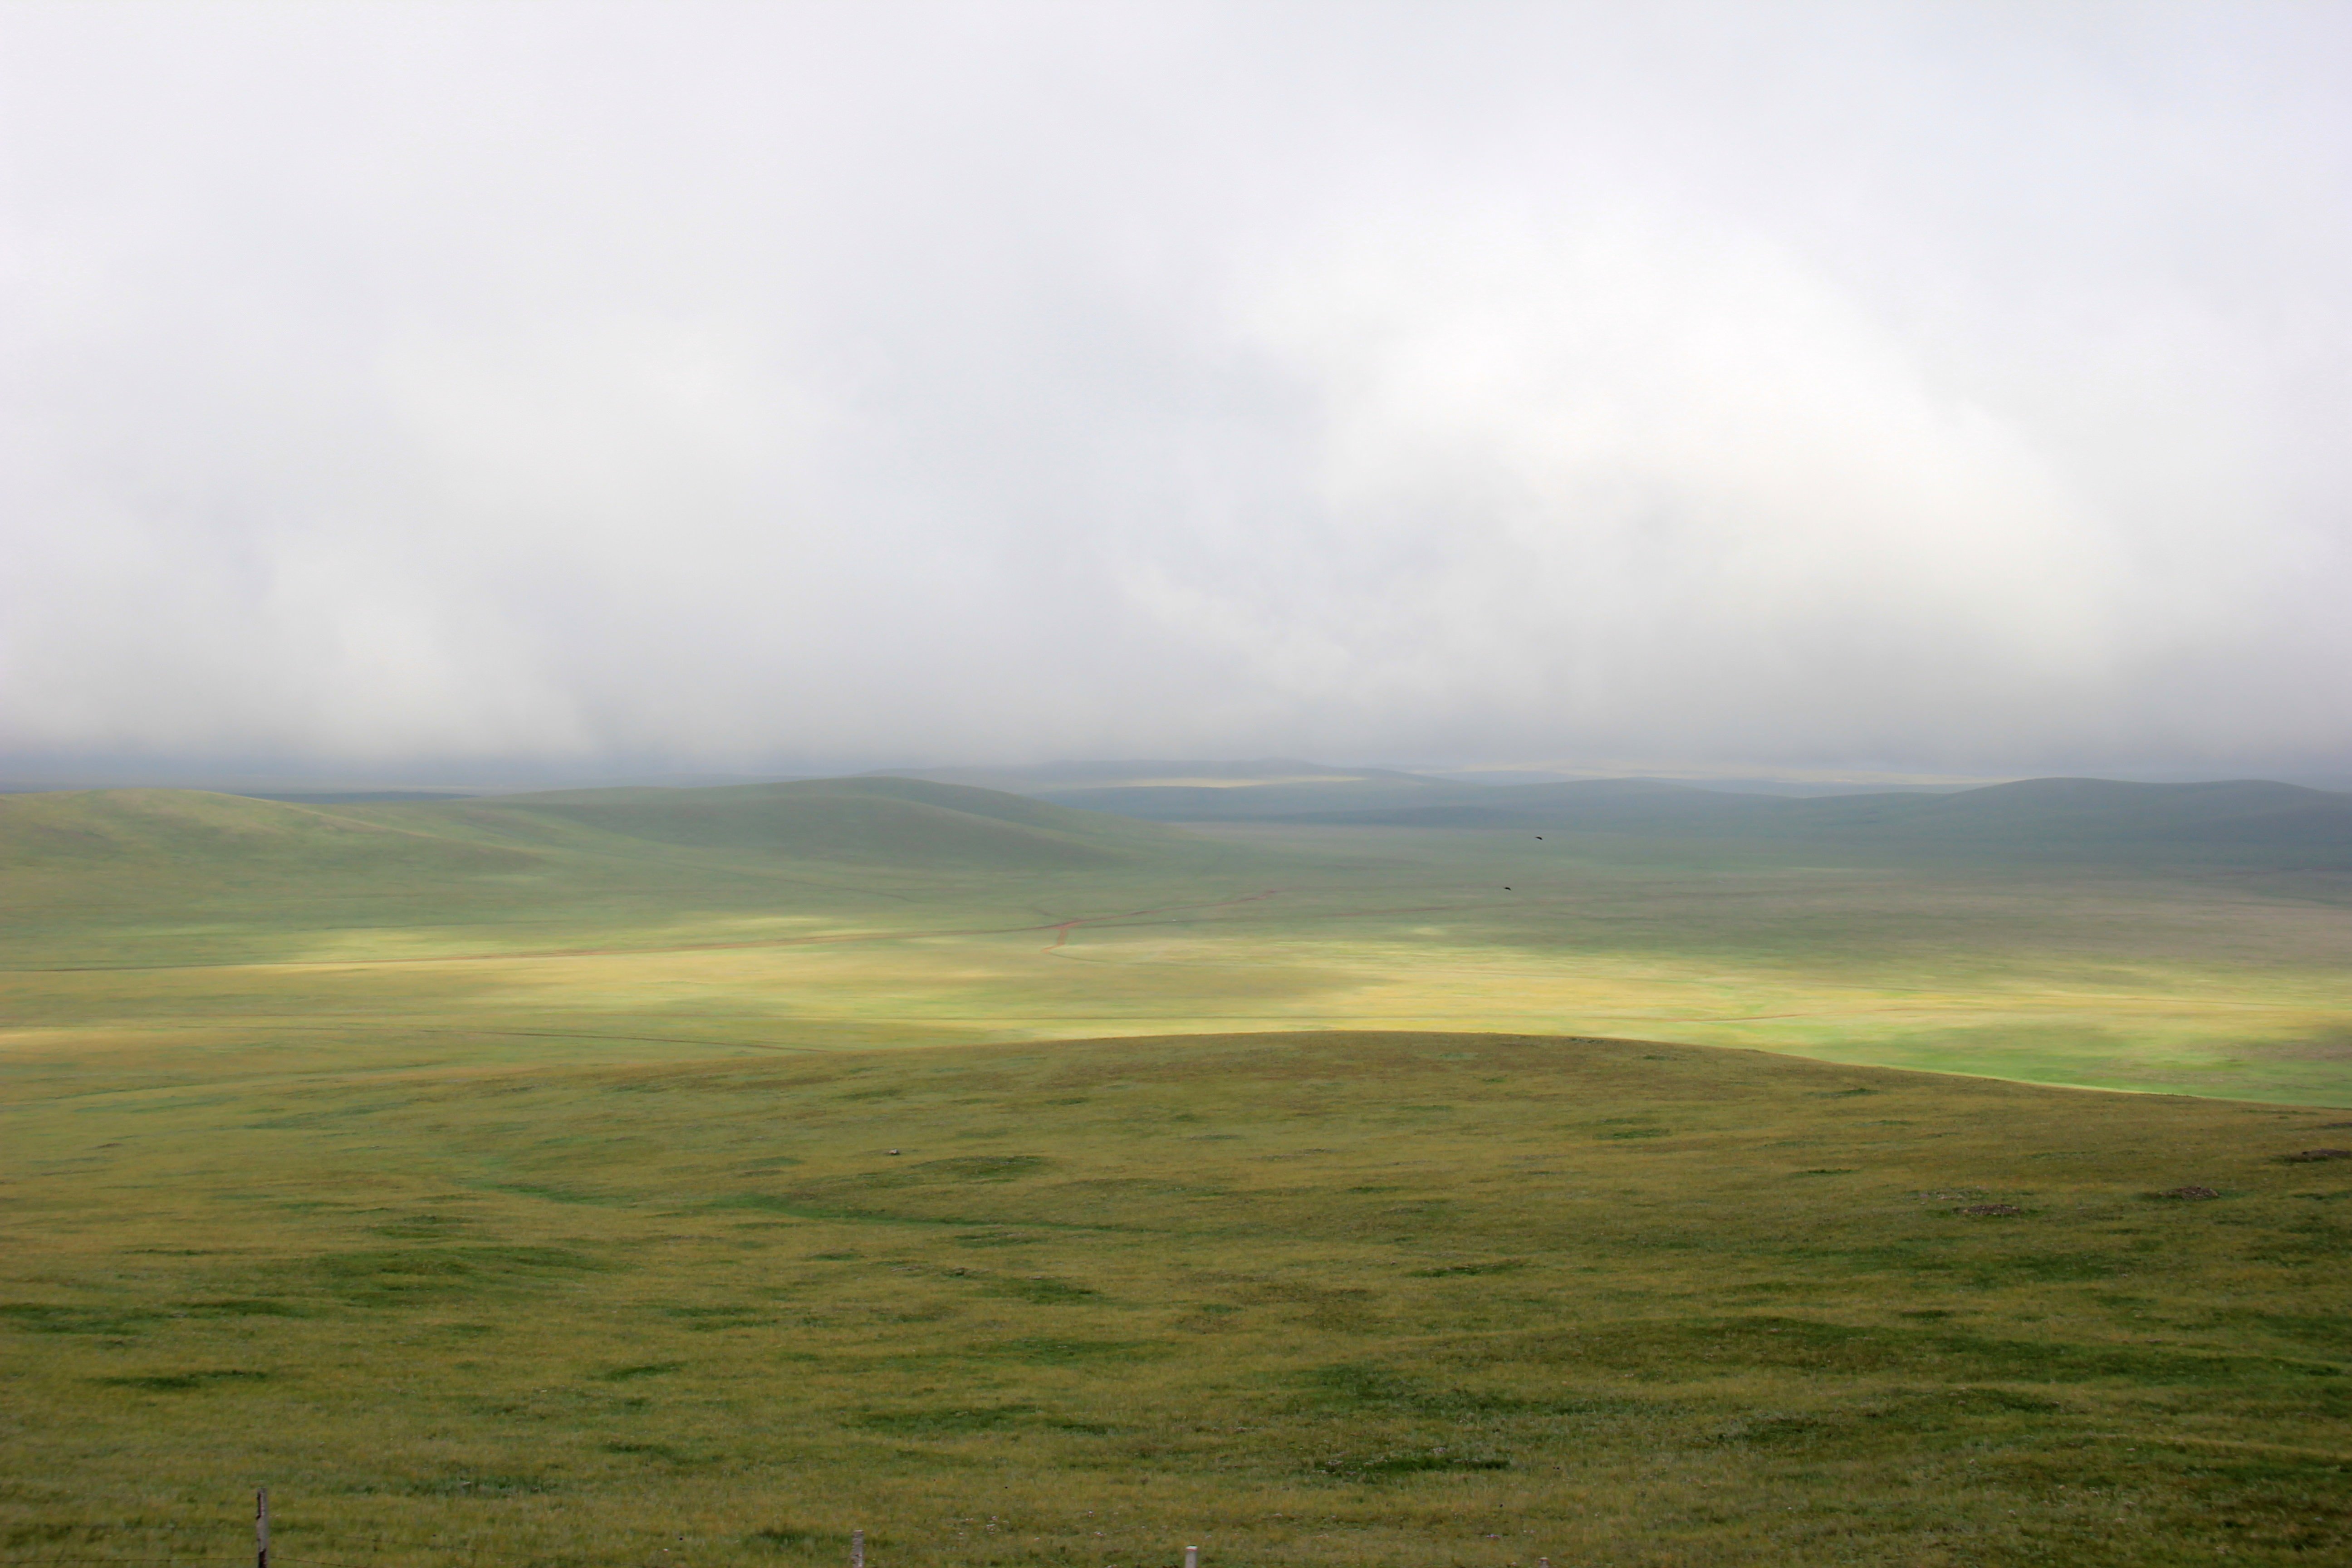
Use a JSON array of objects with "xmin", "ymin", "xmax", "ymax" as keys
[
  {"xmin": 1041, "ymin": 889, "xmax": 1285, "ymax": 953},
  {"xmin": 10, "ymin": 890, "xmax": 1292, "ymax": 973},
  {"xmin": 11, "ymin": 885, "xmax": 1543, "ymax": 975}
]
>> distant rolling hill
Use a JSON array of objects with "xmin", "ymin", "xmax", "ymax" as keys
[
  {"xmin": 858, "ymin": 760, "xmax": 2352, "ymax": 867},
  {"xmin": 1789, "ymin": 776, "xmax": 2352, "ymax": 852},
  {"xmin": 877, "ymin": 756, "xmax": 1487, "ymax": 820},
  {"xmin": 1168, "ymin": 774, "xmax": 2352, "ymax": 866},
  {"xmin": 0, "ymin": 776, "xmax": 1230, "ymax": 897},
  {"xmin": 404, "ymin": 775, "xmax": 1212, "ymax": 869},
  {"xmin": 0, "ymin": 786, "xmax": 540, "ymax": 874}
]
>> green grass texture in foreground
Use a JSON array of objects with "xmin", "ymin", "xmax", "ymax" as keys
[{"xmin": 5, "ymin": 1030, "xmax": 2350, "ymax": 1567}]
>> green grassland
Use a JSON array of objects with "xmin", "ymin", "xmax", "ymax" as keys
[
  {"xmin": 6, "ymin": 1031, "xmax": 2351, "ymax": 1568},
  {"xmin": 6, "ymin": 778, "xmax": 2352, "ymax": 1565},
  {"xmin": 5, "ymin": 780, "xmax": 2349, "ymax": 1104}
]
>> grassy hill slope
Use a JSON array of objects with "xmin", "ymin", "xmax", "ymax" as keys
[
  {"xmin": 0, "ymin": 787, "xmax": 540, "ymax": 873},
  {"xmin": 5, "ymin": 1029, "xmax": 2348, "ymax": 1568},
  {"xmin": 0, "ymin": 777, "xmax": 1260, "ymax": 978},
  {"xmin": 0, "ymin": 778, "xmax": 1233, "ymax": 914},
  {"xmin": 422, "ymin": 775, "xmax": 1213, "ymax": 868},
  {"xmin": 0, "ymin": 777, "xmax": 1223, "ymax": 881}
]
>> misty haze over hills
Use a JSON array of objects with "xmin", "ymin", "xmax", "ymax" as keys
[{"xmin": 4, "ymin": 3, "xmax": 2350, "ymax": 785}]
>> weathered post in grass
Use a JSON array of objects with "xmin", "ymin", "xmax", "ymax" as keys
[
  {"xmin": 255, "ymin": 1489, "xmax": 269, "ymax": 1568},
  {"xmin": 851, "ymin": 1528, "xmax": 864, "ymax": 1568},
  {"xmin": 1185, "ymin": 1546, "xmax": 1198, "ymax": 1568}
]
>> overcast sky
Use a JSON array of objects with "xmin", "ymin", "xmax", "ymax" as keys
[{"xmin": 4, "ymin": 0, "xmax": 2348, "ymax": 782}]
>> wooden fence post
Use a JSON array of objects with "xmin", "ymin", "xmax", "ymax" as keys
[
  {"xmin": 255, "ymin": 1489, "xmax": 269, "ymax": 1568},
  {"xmin": 851, "ymin": 1528, "xmax": 864, "ymax": 1568}
]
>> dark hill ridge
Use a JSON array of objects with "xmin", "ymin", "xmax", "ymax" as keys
[
  {"xmin": 881, "ymin": 757, "xmax": 1475, "ymax": 819},
  {"xmin": 1797, "ymin": 776, "xmax": 2352, "ymax": 848},
  {"xmin": 875, "ymin": 756, "xmax": 1410, "ymax": 791},
  {"xmin": 1039, "ymin": 773, "xmax": 2352, "ymax": 866},
  {"xmin": 878, "ymin": 756, "xmax": 2352, "ymax": 855},
  {"xmin": 1035, "ymin": 777, "xmax": 1476, "ymax": 819}
]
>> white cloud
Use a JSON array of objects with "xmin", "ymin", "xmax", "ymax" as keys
[{"xmin": 2, "ymin": 0, "xmax": 2347, "ymax": 776}]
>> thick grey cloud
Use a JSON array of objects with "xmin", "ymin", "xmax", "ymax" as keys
[{"xmin": 4, "ymin": 0, "xmax": 2348, "ymax": 779}]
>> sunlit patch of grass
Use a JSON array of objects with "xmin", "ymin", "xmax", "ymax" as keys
[{"xmin": 10, "ymin": 802, "xmax": 2351, "ymax": 1105}]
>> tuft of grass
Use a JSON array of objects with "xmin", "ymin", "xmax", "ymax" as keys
[
  {"xmin": 1402, "ymin": 1260, "xmax": 1524, "ymax": 1277},
  {"xmin": 0, "ymin": 1304, "xmax": 162, "ymax": 1335},
  {"xmin": 856, "ymin": 1405, "xmax": 1037, "ymax": 1435},
  {"xmin": 1315, "ymin": 1449, "xmax": 1511, "ymax": 1476},
  {"xmin": 987, "ymin": 1276, "xmax": 1100, "ymax": 1303},
  {"xmin": 915, "ymin": 1156, "xmax": 1053, "ymax": 1181},
  {"xmin": 92, "ymin": 1370, "xmax": 269, "ymax": 1391}
]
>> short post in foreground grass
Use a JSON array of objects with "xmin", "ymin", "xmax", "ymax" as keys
[
  {"xmin": 851, "ymin": 1527, "xmax": 864, "ymax": 1568},
  {"xmin": 1185, "ymin": 1545, "xmax": 1198, "ymax": 1568},
  {"xmin": 255, "ymin": 1489, "xmax": 268, "ymax": 1568}
]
